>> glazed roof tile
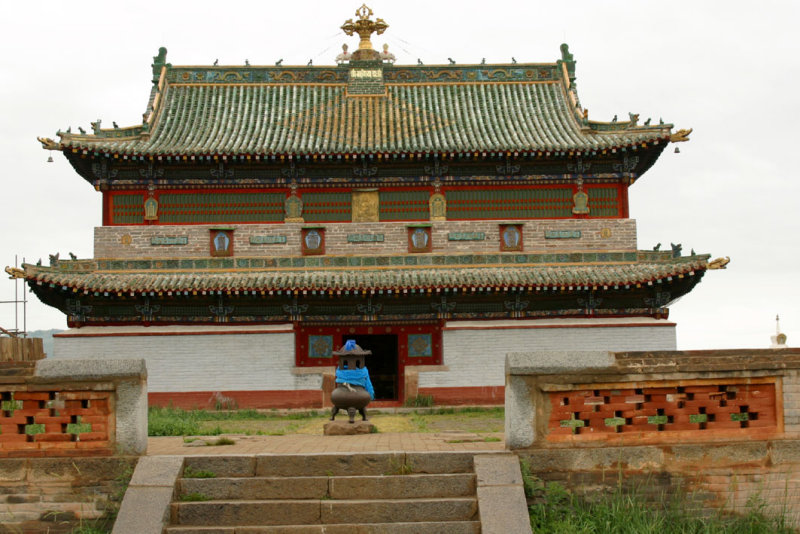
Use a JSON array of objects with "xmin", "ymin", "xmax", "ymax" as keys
[
  {"xmin": 23, "ymin": 255, "xmax": 708, "ymax": 295},
  {"xmin": 50, "ymin": 60, "xmax": 673, "ymax": 157}
]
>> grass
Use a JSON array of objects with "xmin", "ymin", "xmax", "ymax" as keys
[
  {"xmin": 183, "ymin": 466, "xmax": 216, "ymax": 479},
  {"xmin": 520, "ymin": 460, "xmax": 795, "ymax": 534},
  {"xmin": 180, "ymin": 492, "xmax": 210, "ymax": 502},
  {"xmin": 148, "ymin": 406, "xmax": 503, "ymax": 436}
]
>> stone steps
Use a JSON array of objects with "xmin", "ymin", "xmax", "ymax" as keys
[
  {"xmin": 178, "ymin": 473, "xmax": 476, "ymax": 500},
  {"xmin": 171, "ymin": 497, "xmax": 478, "ymax": 526},
  {"xmin": 165, "ymin": 453, "xmax": 481, "ymax": 532},
  {"xmin": 164, "ymin": 521, "xmax": 481, "ymax": 533}
]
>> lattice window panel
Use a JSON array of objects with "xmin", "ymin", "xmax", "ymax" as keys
[
  {"xmin": 111, "ymin": 194, "xmax": 145, "ymax": 224},
  {"xmin": 447, "ymin": 188, "xmax": 572, "ymax": 219},
  {"xmin": 379, "ymin": 191, "xmax": 430, "ymax": 221},
  {"xmin": 548, "ymin": 382, "xmax": 777, "ymax": 441},
  {"xmin": 302, "ymin": 192, "xmax": 352, "ymax": 222},
  {"xmin": 0, "ymin": 390, "xmax": 112, "ymax": 455},
  {"xmin": 587, "ymin": 187, "xmax": 619, "ymax": 217},
  {"xmin": 159, "ymin": 192, "xmax": 284, "ymax": 223}
]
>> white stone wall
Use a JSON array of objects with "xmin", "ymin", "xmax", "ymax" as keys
[
  {"xmin": 52, "ymin": 327, "xmax": 304, "ymax": 393},
  {"xmin": 422, "ymin": 320, "xmax": 677, "ymax": 388}
]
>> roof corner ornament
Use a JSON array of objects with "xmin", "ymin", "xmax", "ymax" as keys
[
  {"xmin": 560, "ymin": 43, "xmax": 574, "ymax": 63},
  {"xmin": 4, "ymin": 266, "xmax": 24, "ymax": 279},
  {"xmin": 708, "ymin": 256, "xmax": 730, "ymax": 270},
  {"xmin": 37, "ymin": 136, "xmax": 59, "ymax": 150},
  {"xmin": 91, "ymin": 119, "xmax": 102, "ymax": 134},
  {"xmin": 628, "ymin": 113, "xmax": 639, "ymax": 126},
  {"xmin": 671, "ymin": 128, "xmax": 693, "ymax": 142},
  {"xmin": 341, "ymin": 4, "xmax": 388, "ymax": 61},
  {"xmin": 151, "ymin": 46, "xmax": 168, "ymax": 83}
]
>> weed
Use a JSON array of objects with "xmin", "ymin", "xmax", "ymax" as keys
[
  {"xmin": 180, "ymin": 492, "xmax": 210, "ymax": 502},
  {"xmin": 387, "ymin": 457, "xmax": 414, "ymax": 475},
  {"xmin": 183, "ymin": 466, "xmax": 217, "ymax": 479},
  {"xmin": 209, "ymin": 437, "xmax": 236, "ymax": 446},
  {"xmin": 403, "ymin": 394, "xmax": 434, "ymax": 407}
]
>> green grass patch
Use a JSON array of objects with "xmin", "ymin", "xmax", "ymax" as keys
[
  {"xmin": 183, "ymin": 466, "xmax": 216, "ymax": 479},
  {"xmin": 180, "ymin": 492, "xmax": 210, "ymax": 502},
  {"xmin": 209, "ymin": 437, "xmax": 236, "ymax": 446}
]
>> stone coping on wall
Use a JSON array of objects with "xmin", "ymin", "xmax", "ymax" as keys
[{"xmin": 505, "ymin": 349, "xmax": 800, "ymax": 450}]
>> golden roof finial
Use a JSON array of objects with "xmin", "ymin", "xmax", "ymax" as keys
[{"xmin": 341, "ymin": 4, "xmax": 388, "ymax": 58}]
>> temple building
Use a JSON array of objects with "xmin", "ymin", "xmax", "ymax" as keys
[{"xmin": 26, "ymin": 6, "xmax": 724, "ymax": 408}]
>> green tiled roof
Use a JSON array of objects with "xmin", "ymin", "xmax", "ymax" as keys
[
  {"xmin": 23, "ymin": 254, "xmax": 708, "ymax": 295},
  {"xmin": 51, "ymin": 59, "xmax": 673, "ymax": 157}
]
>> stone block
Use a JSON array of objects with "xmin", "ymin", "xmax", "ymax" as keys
[
  {"xmin": 323, "ymin": 421, "xmax": 375, "ymax": 435},
  {"xmin": 256, "ymin": 452, "xmax": 403, "ymax": 477},
  {"xmin": 405, "ymin": 452, "xmax": 474, "ymax": 474},
  {"xmin": 130, "ymin": 456, "xmax": 183, "ymax": 487},
  {"xmin": 522, "ymin": 446, "xmax": 664, "ymax": 472},
  {"xmin": 477, "ymin": 486, "xmax": 532, "ymax": 534},
  {"xmin": 320, "ymin": 497, "xmax": 478, "ymax": 524},
  {"xmin": 667, "ymin": 442, "xmax": 769, "ymax": 467},
  {"xmin": 174, "ymin": 500, "xmax": 321, "ymax": 526},
  {"xmin": 0, "ymin": 459, "xmax": 26, "ymax": 482},
  {"xmin": 474, "ymin": 454, "xmax": 523, "ymax": 486},
  {"xmin": 112, "ymin": 486, "xmax": 175, "ymax": 534},
  {"xmin": 180, "ymin": 476, "xmax": 328, "ymax": 500},
  {"xmin": 770, "ymin": 439, "xmax": 800, "ymax": 465},
  {"xmin": 329, "ymin": 473, "xmax": 475, "ymax": 500},
  {"xmin": 506, "ymin": 351, "xmax": 615, "ymax": 376},
  {"xmin": 183, "ymin": 456, "xmax": 256, "ymax": 478}
]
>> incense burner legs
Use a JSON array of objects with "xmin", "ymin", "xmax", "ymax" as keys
[{"xmin": 330, "ymin": 384, "xmax": 370, "ymax": 423}]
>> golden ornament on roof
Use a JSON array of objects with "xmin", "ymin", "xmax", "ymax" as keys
[{"xmin": 341, "ymin": 4, "xmax": 388, "ymax": 55}]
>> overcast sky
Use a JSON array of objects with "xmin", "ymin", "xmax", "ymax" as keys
[{"xmin": 1, "ymin": 0, "xmax": 797, "ymax": 349}]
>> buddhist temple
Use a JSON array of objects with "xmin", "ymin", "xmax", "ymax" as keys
[{"xmin": 24, "ymin": 5, "xmax": 723, "ymax": 408}]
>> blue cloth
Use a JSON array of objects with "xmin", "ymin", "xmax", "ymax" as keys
[{"xmin": 335, "ymin": 367, "xmax": 375, "ymax": 400}]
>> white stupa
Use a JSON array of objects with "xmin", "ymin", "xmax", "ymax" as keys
[{"xmin": 770, "ymin": 315, "xmax": 788, "ymax": 348}]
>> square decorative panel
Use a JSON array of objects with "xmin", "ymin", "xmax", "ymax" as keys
[
  {"xmin": 407, "ymin": 334, "xmax": 433, "ymax": 357},
  {"xmin": 302, "ymin": 228, "xmax": 325, "ymax": 255},
  {"xmin": 499, "ymin": 224, "xmax": 523, "ymax": 252},
  {"xmin": 407, "ymin": 226, "xmax": 432, "ymax": 253},
  {"xmin": 308, "ymin": 335, "xmax": 333, "ymax": 358},
  {"xmin": 210, "ymin": 230, "xmax": 234, "ymax": 257}
]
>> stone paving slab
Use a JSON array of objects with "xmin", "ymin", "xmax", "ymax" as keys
[{"xmin": 148, "ymin": 432, "xmax": 504, "ymax": 456}]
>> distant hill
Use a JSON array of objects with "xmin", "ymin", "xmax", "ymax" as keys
[{"xmin": 26, "ymin": 329, "xmax": 64, "ymax": 357}]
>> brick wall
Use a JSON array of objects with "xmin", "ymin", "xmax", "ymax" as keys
[
  {"xmin": 421, "ymin": 320, "xmax": 676, "ymax": 389},
  {"xmin": 0, "ymin": 456, "xmax": 136, "ymax": 527},
  {"xmin": 519, "ymin": 440, "xmax": 800, "ymax": 526},
  {"xmin": 53, "ymin": 328, "xmax": 302, "ymax": 393},
  {"xmin": 93, "ymin": 219, "xmax": 637, "ymax": 259}
]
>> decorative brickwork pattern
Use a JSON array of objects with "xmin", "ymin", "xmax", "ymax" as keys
[
  {"xmin": 0, "ymin": 390, "xmax": 112, "ymax": 457},
  {"xmin": 548, "ymin": 381, "xmax": 777, "ymax": 441}
]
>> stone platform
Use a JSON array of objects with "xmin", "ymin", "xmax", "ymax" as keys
[{"xmin": 324, "ymin": 420, "xmax": 376, "ymax": 435}]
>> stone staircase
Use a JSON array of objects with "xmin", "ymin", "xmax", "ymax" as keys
[{"xmin": 163, "ymin": 452, "xmax": 481, "ymax": 533}]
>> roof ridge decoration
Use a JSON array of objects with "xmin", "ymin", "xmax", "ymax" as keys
[{"xmin": 341, "ymin": 4, "xmax": 388, "ymax": 62}]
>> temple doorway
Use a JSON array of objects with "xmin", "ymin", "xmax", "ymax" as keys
[{"xmin": 350, "ymin": 334, "xmax": 398, "ymax": 401}]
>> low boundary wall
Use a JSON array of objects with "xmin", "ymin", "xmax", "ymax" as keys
[
  {"xmin": 0, "ymin": 359, "xmax": 148, "ymax": 457},
  {"xmin": 506, "ymin": 349, "xmax": 800, "ymax": 524}
]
